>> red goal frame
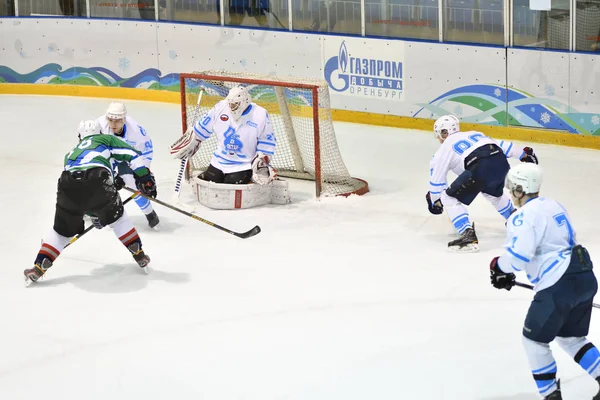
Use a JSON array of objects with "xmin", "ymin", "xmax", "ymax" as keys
[{"xmin": 179, "ymin": 72, "xmax": 369, "ymax": 198}]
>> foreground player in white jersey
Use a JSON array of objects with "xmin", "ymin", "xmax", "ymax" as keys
[
  {"xmin": 170, "ymin": 86, "xmax": 277, "ymax": 185},
  {"xmin": 490, "ymin": 163, "xmax": 600, "ymax": 400},
  {"xmin": 426, "ymin": 115, "xmax": 538, "ymax": 251},
  {"xmin": 96, "ymin": 102, "xmax": 159, "ymax": 228}
]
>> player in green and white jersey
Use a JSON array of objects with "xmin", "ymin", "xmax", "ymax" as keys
[{"xmin": 24, "ymin": 120, "xmax": 157, "ymax": 284}]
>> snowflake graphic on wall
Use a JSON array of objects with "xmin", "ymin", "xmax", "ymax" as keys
[
  {"xmin": 118, "ymin": 57, "xmax": 130, "ymax": 71},
  {"xmin": 454, "ymin": 105, "xmax": 463, "ymax": 116},
  {"xmin": 494, "ymin": 88, "xmax": 502, "ymax": 97},
  {"xmin": 169, "ymin": 50, "xmax": 177, "ymax": 60},
  {"xmin": 515, "ymin": 112, "xmax": 523, "ymax": 121},
  {"xmin": 530, "ymin": 107, "xmax": 536, "ymax": 112},
  {"xmin": 592, "ymin": 115, "xmax": 600, "ymax": 126},
  {"xmin": 544, "ymin": 84, "xmax": 555, "ymax": 96},
  {"xmin": 240, "ymin": 59, "xmax": 248, "ymax": 67},
  {"xmin": 540, "ymin": 112, "xmax": 551, "ymax": 124}
]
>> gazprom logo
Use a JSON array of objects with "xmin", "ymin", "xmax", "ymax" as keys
[
  {"xmin": 339, "ymin": 41, "xmax": 348, "ymax": 73},
  {"xmin": 324, "ymin": 40, "xmax": 403, "ymax": 99}
]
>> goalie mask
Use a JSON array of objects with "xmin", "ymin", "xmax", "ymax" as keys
[
  {"xmin": 226, "ymin": 86, "xmax": 251, "ymax": 121},
  {"xmin": 433, "ymin": 115, "xmax": 460, "ymax": 143},
  {"xmin": 77, "ymin": 120, "xmax": 101, "ymax": 140},
  {"xmin": 106, "ymin": 101, "xmax": 127, "ymax": 135}
]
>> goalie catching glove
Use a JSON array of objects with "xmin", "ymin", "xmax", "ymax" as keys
[
  {"xmin": 252, "ymin": 153, "xmax": 276, "ymax": 185},
  {"xmin": 170, "ymin": 127, "xmax": 202, "ymax": 160}
]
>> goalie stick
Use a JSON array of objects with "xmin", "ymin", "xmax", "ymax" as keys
[
  {"xmin": 124, "ymin": 188, "xmax": 261, "ymax": 239},
  {"xmin": 172, "ymin": 88, "xmax": 206, "ymax": 213},
  {"xmin": 515, "ymin": 281, "xmax": 600, "ymax": 309}
]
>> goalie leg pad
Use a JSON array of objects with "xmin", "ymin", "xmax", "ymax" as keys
[{"xmin": 193, "ymin": 178, "xmax": 291, "ymax": 209}]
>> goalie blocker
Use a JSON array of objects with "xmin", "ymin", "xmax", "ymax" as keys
[{"xmin": 192, "ymin": 177, "xmax": 291, "ymax": 210}]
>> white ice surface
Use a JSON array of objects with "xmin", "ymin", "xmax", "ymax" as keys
[{"xmin": 2, "ymin": 95, "xmax": 600, "ymax": 399}]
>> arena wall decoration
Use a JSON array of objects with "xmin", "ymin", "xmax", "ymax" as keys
[{"xmin": 1, "ymin": 18, "xmax": 599, "ymax": 148}]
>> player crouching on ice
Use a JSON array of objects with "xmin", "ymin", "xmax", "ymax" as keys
[
  {"xmin": 425, "ymin": 115, "xmax": 538, "ymax": 252},
  {"xmin": 24, "ymin": 120, "xmax": 157, "ymax": 285},
  {"xmin": 170, "ymin": 86, "xmax": 290, "ymax": 209},
  {"xmin": 96, "ymin": 101, "xmax": 160, "ymax": 228},
  {"xmin": 490, "ymin": 163, "xmax": 600, "ymax": 400}
]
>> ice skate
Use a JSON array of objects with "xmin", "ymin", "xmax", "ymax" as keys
[
  {"xmin": 24, "ymin": 258, "xmax": 52, "ymax": 286},
  {"xmin": 145, "ymin": 210, "xmax": 160, "ymax": 228},
  {"xmin": 128, "ymin": 243, "xmax": 150, "ymax": 274},
  {"xmin": 448, "ymin": 224, "xmax": 479, "ymax": 253}
]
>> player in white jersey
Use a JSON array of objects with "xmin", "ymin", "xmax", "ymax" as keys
[
  {"xmin": 96, "ymin": 102, "xmax": 159, "ymax": 228},
  {"xmin": 170, "ymin": 86, "xmax": 277, "ymax": 185},
  {"xmin": 489, "ymin": 163, "xmax": 600, "ymax": 400},
  {"xmin": 425, "ymin": 115, "xmax": 538, "ymax": 251}
]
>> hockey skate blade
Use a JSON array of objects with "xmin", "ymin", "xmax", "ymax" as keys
[
  {"xmin": 447, "ymin": 243, "xmax": 480, "ymax": 253},
  {"xmin": 142, "ymin": 266, "xmax": 149, "ymax": 275}
]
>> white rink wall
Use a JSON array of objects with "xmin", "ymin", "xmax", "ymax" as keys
[{"xmin": 1, "ymin": 18, "xmax": 599, "ymax": 134}]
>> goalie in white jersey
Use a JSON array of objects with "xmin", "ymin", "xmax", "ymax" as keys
[
  {"xmin": 426, "ymin": 115, "xmax": 538, "ymax": 251},
  {"xmin": 489, "ymin": 163, "xmax": 600, "ymax": 400},
  {"xmin": 171, "ymin": 86, "xmax": 276, "ymax": 186},
  {"xmin": 96, "ymin": 102, "xmax": 159, "ymax": 228}
]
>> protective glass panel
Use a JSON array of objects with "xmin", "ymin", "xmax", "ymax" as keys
[
  {"xmin": 292, "ymin": 0, "xmax": 361, "ymax": 34},
  {"xmin": 16, "ymin": 0, "xmax": 86, "ymax": 16},
  {"xmin": 89, "ymin": 0, "xmax": 153, "ymax": 19},
  {"xmin": 223, "ymin": 0, "xmax": 289, "ymax": 29},
  {"xmin": 365, "ymin": 0, "xmax": 439, "ymax": 40},
  {"xmin": 513, "ymin": 0, "xmax": 571, "ymax": 49},
  {"xmin": 159, "ymin": 0, "xmax": 219, "ymax": 24},
  {"xmin": 443, "ymin": 0, "xmax": 504, "ymax": 45},
  {"xmin": 1, "ymin": 0, "xmax": 16, "ymax": 15},
  {"xmin": 575, "ymin": 0, "xmax": 600, "ymax": 52}
]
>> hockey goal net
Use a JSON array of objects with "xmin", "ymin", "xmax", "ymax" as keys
[{"xmin": 179, "ymin": 71, "xmax": 369, "ymax": 198}]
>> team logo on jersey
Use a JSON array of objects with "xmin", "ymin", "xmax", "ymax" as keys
[
  {"xmin": 220, "ymin": 114, "xmax": 229, "ymax": 121},
  {"xmin": 223, "ymin": 127, "xmax": 245, "ymax": 158},
  {"xmin": 246, "ymin": 121, "xmax": 257, "ymax": 128},
  {"xmin": 324, "ymin": 40, "xmax": 404, "ymax": 100}
]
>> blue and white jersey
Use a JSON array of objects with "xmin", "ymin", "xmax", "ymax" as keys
[
  {"xmin": 96, "ymin": 115, "xmax": 153, "ymax": 169},
  {"xmin": 193, "ymin": 100, "xmax": 276, "ymax": 174},
  {"xmin": 498, "ymin": 197, "xmax": 575, "ymax": 292},
  {"xmin": 428, "ymin": 130, "xmax": 523, "ymax": 202}
]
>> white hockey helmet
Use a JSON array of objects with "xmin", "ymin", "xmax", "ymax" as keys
[
  {"xmin": 77, "ymin": 120, "xmax": 101, "ymax": 140},
  {"xmin": 106, "ymin": 101, "xmax": 127, "ymax": 120},
  {"xmin": 433, "ymin": 115, "xmax": 460, "ymax": 141},
  {"xmin": 505, "ymin": 163, "xmax": 543, "ymax": 195},
  {"xmin": 226, "ymin": 86, "xmax": 251, "ymax": 120}
]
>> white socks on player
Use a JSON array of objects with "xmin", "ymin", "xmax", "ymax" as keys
[
  {"xmin": 122, "ymin": 174, "xmax": 154, "ymax": 215},
  {"xmin": 441, "ymin": 191, "xmax": 472, "ymax": 234},
  {"xmin": 522, "ymin": 336, "xmax": 559, "ymax": 397},
  {"xmin": 482, "ymin": 193, "xmax": 514, "ymax": 220}
]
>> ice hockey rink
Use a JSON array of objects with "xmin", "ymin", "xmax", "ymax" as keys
[{"xmin": 2, "ymin": 94, "xmax": 600, "ymax": 399}]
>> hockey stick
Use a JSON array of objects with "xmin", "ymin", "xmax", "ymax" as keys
[
  {"xmin": 515, "ymin": 281, "xmax": 600, "ymax": 309},
  {"xmin": 63, "ymin": 191, "xmax": 139, "ymax": 249},
  {"xmin": 172, "ymin": 88, "xmax": 205, "ymax": 213},
  {"xmin": 124, "ymin": 187, "xmax": 261, "ymax": 239}
]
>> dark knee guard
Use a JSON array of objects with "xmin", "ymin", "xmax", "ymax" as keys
[
  {"xmin": 446, "ymin": 170, "xmax": 480, "ymax": 205},
  {"xmin": 224, "ymin": 169, "xmax": 253, "ymax": 184},
  {"xmin": 198, "ymin": 164, "xmax": 225, "ymax": 183},
  {"xmin": 91, "ymin": 195, "xmax": 124, "ymax": 227}
]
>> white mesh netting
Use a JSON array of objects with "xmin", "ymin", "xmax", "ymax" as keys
[{"xmin": 181, "ymin": 71, "xmax": 369, "ymax": 197}]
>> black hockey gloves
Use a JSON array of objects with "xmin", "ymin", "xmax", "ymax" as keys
[
  {"xmin": 114, "ymin": 175, "xmax": 125, "ymax": 191},
  {"xmin": 520, "ymin": 147, "xmax": 538, "ymax": 164},
  {"xmin": 490, "ymin": 257, "xmax": 516, "ymax": 290},
  {"xmin": 135, "ymin": 172, "xmax": 157, "ymax": 198},
  {"xmin": 90, "ymin": 215, "xmax": 105, "ymax": 230},
  {"xmin": 426, "ymin": 192, "xmax": 444, "ymax": 215}
]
